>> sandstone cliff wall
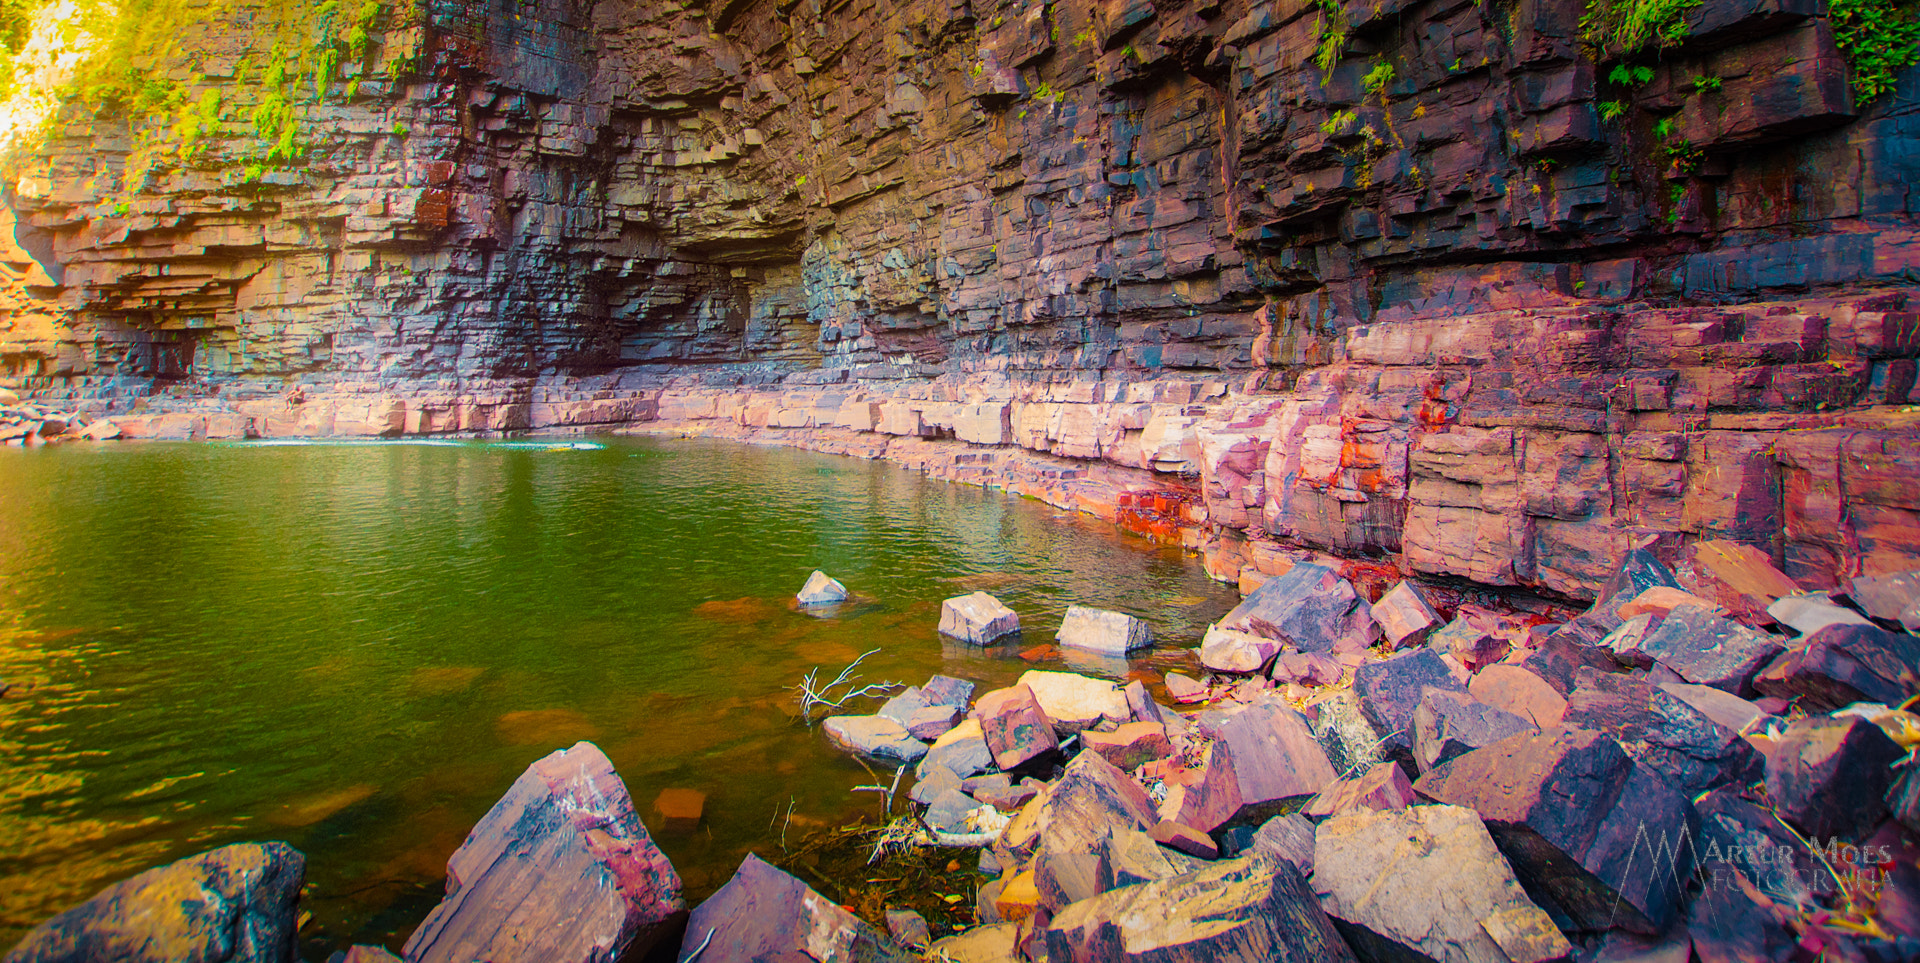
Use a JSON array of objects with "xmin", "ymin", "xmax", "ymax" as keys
[{"xmin": 1, "ymin": 0, "xmax": 1916, "ymax": 599}]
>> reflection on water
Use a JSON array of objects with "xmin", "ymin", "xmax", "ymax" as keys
[{"xmin": 0, "ymin": 436, "xmax": 1237, "ymax": 956}]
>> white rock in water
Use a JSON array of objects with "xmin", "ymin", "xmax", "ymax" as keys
[
  {"xmin": 939, "ymin": 591, "xmax": 1020, "ymax": 644},
  {"xmin": 795, "ymin": 570, "xmax": 847, "ymax": 604},
  {"xmin": 1054, "ymin": 605, "xmax": 1151, "ymax": 655}
]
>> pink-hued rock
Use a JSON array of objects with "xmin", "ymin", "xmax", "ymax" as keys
[
  {"xmin": 402, "ymin": 742, "xmax": 684, "ymax": 963},
  {"xmin": 1270, "ymin": 651, "xmax": 1343, "ymax": 686},
  {"xmin": 975, "ymin": 685, "xmax": 1060, "ymax": 771},
  {"xmin": 1371, "ymin": 581, "xmax": 1442, "ymax": 648},
  {"xmin": 1163, "ymin": 672, "xmax": 1209, "ymax": 704},
  {"xmin": 1216, "ymin": 562, "xmax": 1378, "ymax": 653},
  {"xmin": 1616, "ymin": 585, "xmax": 1724, "ymax": 621},
  {"xmin": 1678, "ymin": 539, "xmax": 1802, "ymax": 625},
  {"xmin": 1468, "ymin": 665, "xmax": 1568, "ymax": 729},
  {"xmin": 939, "ymin": 591, "xmax": 1020, "ymax": 644},
  {"xmin": 1194, "ymin": 696, "xmax": 1337, "ymax": 811},
  {"xmin": 1154, "ymin": 742, "xmax": 1242, "ymax": 834},
  {"xmin": 1302, "ymin": 762, "xmax": 1417, "ymax": 818},
  {"xmin": 682, "ymin": 854, "xmax": 909, "ymax": 963},
  {"xmin": 1079, "ymin": 721, "xmax": 1173, "ymax": 771}
]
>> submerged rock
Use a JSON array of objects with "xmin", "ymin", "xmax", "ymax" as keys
[
  {"xmin": 402, "ymin": 741, "xmax": 684, "ymax": 963},
  {"xmin": 3, "ymin": 842, "xmax": 305, "ymax": 963}
]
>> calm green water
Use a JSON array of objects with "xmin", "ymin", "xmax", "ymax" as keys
[{"xmin": 0, "ymin": 436, "xmax": 1235, "ymax": 957}]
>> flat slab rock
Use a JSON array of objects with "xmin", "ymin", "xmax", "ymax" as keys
[
  {"xmin": 3, "ymin": 842, "xmax": 305, "ymax": 963},
  {"xmin": 680, "ymin": 853, "xmax": 910, "ymax": 963},
  {"xmin": 1016, "ymin": 670, "xmax": 1130, "ymax": 732},
  {"xmin": 1413, "ymin": 726, "xmax": 1698, "ymax": 934},
  {"xmin": 1044, "ymin": 855, "xmax": 1358, "ymax": 963},
  {"xmin": 1313, "ymin": 805, "xmax": 1571, "ymax": 963},
  {"xmin": 822, "ymin": 714, "xmax": 928, "ymax": 765},
  {"xmin": 404, "ymin": 741, "xmax": 684, "ymax": 963},
  {"xmin": 1636, "ymin": 602, "xmax": 1784, "ymax": 694}
]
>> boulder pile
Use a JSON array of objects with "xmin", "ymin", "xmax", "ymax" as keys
[{"xmin": 12, "ymin": 543, "xmax": 1920, "ymax": 963}]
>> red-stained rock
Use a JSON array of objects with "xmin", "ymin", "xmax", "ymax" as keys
[
  {"xmin": 1269, "ymin": 650, "xmax": 1343, "ymax": 686},
  {"xmin": 684, "ymin": 854, "xmax": 908, "ymax": 963},
  {"xmin": 653, "ymin": 788, "xmax": 705, "ymax": 834},
  {"xmin": 2, "ymin": 843, "xmax": 305, "ymax": 963},
  {"xmin": 1468, "ymin": 665, "xmax": 1569, "ymax": 729},
  {"xmin": 1056, "ymin": 605, "xmax": 1152, "ymax": 655},
  {"xmin": 1752, "ymin": 622, "xmax": 1920, "ymax": 710},
  {"xmin": 402, "ymin": 742, "xmax": 684, "ymax": 963},
  {"xmin": 1080, "ymin": 721, "xmax": 1173, "ymax": 771},
  {"xmin": 975, "ymin": 685, "xmax": 1060, "ymax": 772},
  {"xmin": 1562, "ymin": 668, "xmax": 1764, "ymax": 796},
  {"xmin": 1302, "ymin": 762, "xmax": 1417, "ymax": 818},
  {"xmin": 1616, "ymin": 585, "xmax": 1723, "ymax": 621},
  {"xmin": 1413, "ymin": 727, "xmax": 1698, "ymax": 934},
  {"xmin": 1764, "ymin": 715, "xmax": 1905, "ymax": 842},
  {"xmin": 1678, "ymin": 539, "xmax": 1802, "ymax": 625}
]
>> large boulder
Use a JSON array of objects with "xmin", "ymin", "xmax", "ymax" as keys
[
  {"xmin": 1634, "ymin": 603, "xmax": 1784, "ymax": 694},
  {"xmin": 1560, "ymin": 668, "xmax": 1764, "ymax": 796},
  {"xmin": 1192, "ymin": 696, "xmax": 1337, "ymax": 813},
  {"xmin": 3, "ymin": 842, "xmax": 305, "ymax": 963},
  {"xmin": 1044, "ymin": 855, "xmax": 1358, "ymax": 963},
  {"xmin": 1765, "ymin": 715, "xmax": 1905, "ymax": 842},
  {"xmin": 1215, "ymin": 562, "xmax": 1377, "ymax": 653},
  {"xmin": 1411, "ymin": 688, "xmax": 1536, "ymax": 774},
  {"xmin": 1468, "ymin": 665, "xmax": 1567, "ymax": 729},
  {"xmin": 1413, "ymin": 727, "xmax": 1697, "ymax": 933},
  {"xmin": 1352, "ymin": 649, "xmax": 1468, "ymax": 762},
  {"xmin": 1370, "ymin": 581, "xmax": 1442, "ymax": 648},
  {"xmin": 1313, "ymin": 806, "xmax": 1571, "ymax": 963},
  {"xmin": 1677, "ymin": 539, "xmax": 1802, "ymax": 625},
  {"xmin": 1753, "ymin": 622, "xmax": 1920, "ymax": 710},
  {"xmin": 997, "ymin": 750, "xmax": 1157, "ymax": 865},
  {"xmin": 1056, "ymin": 606, "xmax": 1152, "ymax": 655},
  {"xmin": 403, "ymin": 742, "xmax": 684, "ymax": 963},
  {"xmin": 680, "ymin": 853, "xmax": 910, "ymax": 963},
  {"xmin": 941, "ymin": 592, "xmax": 1021, "ymax": 644}
]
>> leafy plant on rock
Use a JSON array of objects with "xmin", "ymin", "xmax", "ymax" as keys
[
  {"xmin": 1312, "ymin": 0, "xmax": 1349, "ymax": 73},
  {"xmin": 1582, "ymin": 0, "xmax": 1701, "ymax": 58},
  {"xmin": 1831, "ymin": 0, "xmax": 1920, "ymax": 103}
]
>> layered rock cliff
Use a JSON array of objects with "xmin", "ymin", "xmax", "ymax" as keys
[{"xmin": 2, "ymin": 0, "xmax": 1917, "ymax": 598}]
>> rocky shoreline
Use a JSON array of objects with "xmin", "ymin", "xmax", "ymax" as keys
[{"xmin": 7, "ymin": 549, "xmax": 1920, "ymax": 962}]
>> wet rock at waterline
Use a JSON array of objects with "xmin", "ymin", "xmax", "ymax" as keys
[
  {"xmin": 821, "ymin": 714, "xmax": 929, "ymax": 765},
  {"xmin": 681, "ymin": 853, "xmax": 910, "ymax": 963},
  {"xmin": 795, "ymin": 570, "xmax": 848, "ymax": 605},
  {"xmin": 1055, "ymin": 605, "xmax": 1152, "ymax": 656},
  {"xmin": 940, "ymin": 591, "xmax": 1021, "ymax": 644},
  {"xmin": 1198, "ymin": 623, "xmax": 1282, "ymax": 674},
  {"xmin": 2, "ymin": 842, "xmax": 305, "ymax": 963},
  {"xmin": 1015, "ymin": 670, "xmax": 1130, "ymax": 733},
  {"xmin": 1313, "ymin": 805, "xmax": 1571, "ymax": 963},
  {"xmin": 402, "ymin": 742, "xmax": 684, "ymax": 963}
]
